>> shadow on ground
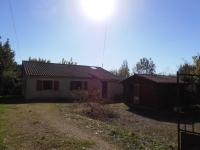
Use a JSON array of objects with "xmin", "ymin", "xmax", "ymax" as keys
[
  {"xmin": 127, "ymin": 106, "xmax": 178, "ymax": 123},
  {"xmin": 127, "ymin": 105, "xmax": 200, "ymax": 124},
  {"xmin": 0, "ymin": 96, "xmax": 72, "ymax": 104}
]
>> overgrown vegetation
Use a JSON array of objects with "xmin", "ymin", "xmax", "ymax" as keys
[
  {"xmin": 65, "ymin": 110, "xmax": 177, "ymax": 150},
  {"xmin": 69, "ymin": 90, "xmax": 178, "ymax": 149},
  {"xmin": 71, "ymin": 89, "xmax": 119, "ymax": 120}
]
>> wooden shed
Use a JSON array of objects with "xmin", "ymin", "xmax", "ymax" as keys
[{"xmin": 119, "ymin": 74, "xmax": 183, "ymax": 109}]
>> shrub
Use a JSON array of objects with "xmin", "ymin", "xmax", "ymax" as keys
[{"xmin": 71, "ymin": 88, "xmax": 119, "ymax": 120}]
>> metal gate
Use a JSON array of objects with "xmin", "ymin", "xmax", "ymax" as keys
[{"xmin": 177, "ymin": 72, "xmax": 200, "ymax": 150}]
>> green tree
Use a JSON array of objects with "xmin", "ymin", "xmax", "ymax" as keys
[
  {"xmin": 118, "ymin": 60, "xmax": 130, "ymax": 78},
  {"xmin": 179, "ymin": 59, "xmax": 194, "ymax": 74},
  {"xmin": 178, "ymin": 59, "xmax": 194, "ymax": 82},
  {"xmin": 61, "ymin": 57, "xmax": 77, "ymax": 65},
  {"xmin": 0, "ymin": 38, "xmax": 20, "ymax": 95},
  {"xmin": 133, "ymin": 58, "xmax": 156, "ymax": 75},
  {"xmin": 109, "ymin": 68, "xmax": 119, "ymax": 76},
  {"xmin": 190, "ymin": 55, "xmax": 200, "ymax": 75},
  {"xmin": 29, "ymin": 57, "xmax": 51, "ymax": 63}
]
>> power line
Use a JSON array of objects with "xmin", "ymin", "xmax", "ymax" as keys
[
  {"xmin": 8, "ymin": 0, "xmax": 21, "ymax": 60},
  {"xmin": 102, "ymin": 17, "xmax": 107, "ymax": 69}
]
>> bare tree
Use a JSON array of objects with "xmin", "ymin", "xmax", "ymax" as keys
[{"xmin": 61, "ymin": 57, "xmax": 77, "ymax": 65}]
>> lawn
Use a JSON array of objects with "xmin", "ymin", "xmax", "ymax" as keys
[{"xmin": 0, "ymin": 99, "xmax": 182, "ymax": 150}]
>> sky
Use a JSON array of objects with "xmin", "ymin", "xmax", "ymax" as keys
[{"xmin": 1, "ymin": 0, "xmax": 200, "ymax": 75}]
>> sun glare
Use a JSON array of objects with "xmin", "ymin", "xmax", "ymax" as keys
[{"xmin": 81, "ymin": 0, "xmax": 115, "ymax": 20}]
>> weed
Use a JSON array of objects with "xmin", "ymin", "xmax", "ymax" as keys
[
  {"xmin": 33, "ymin": 121, "xmax": 39, "ymax": 124},
  {"xmin": 36, "ymin": 134, "xmax": 95, "ymax": 150},
  {"xmin": 67, "ymin": 112, "xmax": 177, "ymax": 150}
]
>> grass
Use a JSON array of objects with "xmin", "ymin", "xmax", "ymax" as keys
[
  {"xmin": 0, "ymin": 104, "xmax": 19, "ymax": 150},
  {"xmin": 0, "ymin": 95, "xmax": 23, "ymax": 99},
  {"xmin": 107, "ymin": 103, "xmax": 129, "ymax": 110},
  {"xmin": 0, "ymin": 104, "xmax": 7, "ymax": 150},
  {"xmin": 0, "ymin": 102, "xmax": 96, "ymax": 150},
  {"xmin": 36, "ymin": 134, "xmax": 96, "ymax": 150},
  {"xmin": 65, "ymin": 112, "xmax": 176, "ymax": 150},
  {"xmin": 0, "ymin": 101, "xmax": 178, "ymax": 149}
]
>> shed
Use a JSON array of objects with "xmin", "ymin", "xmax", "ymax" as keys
[{"xmin": 119, "ymin": 74, "xmax": 183, "ymax": 109}]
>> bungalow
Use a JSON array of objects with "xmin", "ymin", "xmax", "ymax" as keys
[
  {"xmin": 22, "ymin": 61, "xmax": 123, "ymax": 100},
  {"xmin": 119, "ymin": 74, "xmax": 184, "ymax": 109}
]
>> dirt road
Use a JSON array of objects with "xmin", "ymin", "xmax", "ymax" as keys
[{"xmin": 1, "ymin": 103, "xmax": 121, "ymax": 150}]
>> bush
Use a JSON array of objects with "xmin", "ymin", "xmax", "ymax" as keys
[
  {"xmin": 10, "ymin": 82, "xmax": 22, "ymax": 95},
  {"xmin": 71, "ymin": 89, "xmax": 119, "ymax": 120}
]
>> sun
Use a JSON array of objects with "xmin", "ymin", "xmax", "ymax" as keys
[{"xmin": 81, "ymin": 0, "xmax": 115, "ymax": 20}]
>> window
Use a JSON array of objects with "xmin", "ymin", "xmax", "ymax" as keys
[
  {"xmin": 43, "ymin": 81, "xmax": 53, "ymax": 90},
  {"xmin": 36, "ymin": 80, "xmax": 59, "ymax": 91},
  {"xmin": 70, "ymin": 81, "xmax": 88, "ymax": 90}
]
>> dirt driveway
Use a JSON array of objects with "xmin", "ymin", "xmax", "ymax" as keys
[
  {"xmin": 1, "ymin": 102, "xmax": 193, "ymax": 150},
  {"xmin": 1, "ymin": 103, "xmax": 121, "ymax": 150}
]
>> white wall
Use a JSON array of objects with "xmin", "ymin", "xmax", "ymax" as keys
[
  {"xmin": 24, "ymin": 77, "xmax": 102, "ymax": 100},
  {"xmin": 107, "ymin": 81, "xmax": 123, "ymax": 98},
  {"xmin": 23, "ymin": 76, "xmax": 122, "ymax": 100}
]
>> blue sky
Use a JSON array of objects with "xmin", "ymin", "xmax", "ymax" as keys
[{"xmin": 1, "ymin": 0, "xmax": 200, "ymax": 74}]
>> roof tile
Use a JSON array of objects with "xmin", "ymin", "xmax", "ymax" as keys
[{"xmin": 22, "ymin": 61, "xmax": 122, "ymax": 81}]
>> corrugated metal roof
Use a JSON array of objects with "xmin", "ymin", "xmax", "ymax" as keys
[
  {"xmin": 22, "ymin": 61, "xmax": 122, "ymax": 81},
  {"xmin": 120, "ymin": 74, "xmax": 183, "ymax": 83}
]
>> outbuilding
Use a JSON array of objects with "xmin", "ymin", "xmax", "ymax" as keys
[{"xmin": 119, "ymin": 74, "xmax": 183, "ymax": 109}]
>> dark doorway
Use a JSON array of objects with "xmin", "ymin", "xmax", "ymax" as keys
[
  {"xmin": 134, "ymin": 84, "xmax": 140, "ymax": 104},
  {"xmin": 102, "ymin": 81, "xmax": 107, "ymax": 97},
  {"xmin": 128, "ymin": 84, "xmax": 134, "ymax": 103}
]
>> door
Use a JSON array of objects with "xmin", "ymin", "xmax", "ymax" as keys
[
  {"xmin": 134, "ymin": 84, "xmax": 140, "ymax": 104},
  {"xmin": 102, "ymin": 81, "xmax": 107, "ymax": 97}
]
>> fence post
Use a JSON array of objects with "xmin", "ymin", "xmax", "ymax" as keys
[{"xmin": 177, "ymin": 71, "xmax": 180, "ymax": 150}]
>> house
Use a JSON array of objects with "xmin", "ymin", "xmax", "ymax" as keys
[
  {"xmin": 119, "ymin": 74, "xmax": 184, "ymax": 109},
  {"xmin": 22, "ymin": 61, "xmax": 123, "ymax": 100}
]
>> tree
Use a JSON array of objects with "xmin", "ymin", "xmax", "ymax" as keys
[
  {"xmin": 133, "ymin": 58, "xmax": 156, "ymax": 75},
  {"xmin": 190, "ymin": 55, "xmax": 200, "ymax": 75},
  {"xmin": 60, "ymin": 57, "xmax": 77, "ymax": 65},
  {"xmin": 0, "ymin": 38, "xmax": 20, "ymax": 95},
  {"xmin": 178, "ymin": 59, "xmax": 194, "ymax": 74},
  {"xmin": 118, "ymin": 60, "xmax": 130, "ymax": 78},
  {"xmin": 29, "ymin": 57, "xmax": 51, "ymax": 63},
  {"xmin": 0, "ymin": 38, "xmax": 16, "ymax": 73},
  {"xmin": 177, "ymin": 59, "xmax": 194, "ymax": 82},
  {"xmin": 109, "ymin": 68, "xmax": 118, "ymax": 76}
]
